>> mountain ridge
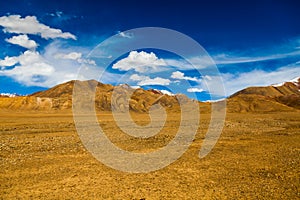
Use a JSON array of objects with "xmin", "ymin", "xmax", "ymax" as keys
[
  {"xmin": 228, "ymin": 77, "xmax": 300, "ymax": 111},
  {"xmin": 0, "ymin": 79, "xmax": 192, "ymax": 112},
  {"xmin": 0, "ymin": 77, "xmax": 299, "ymax": 113}
]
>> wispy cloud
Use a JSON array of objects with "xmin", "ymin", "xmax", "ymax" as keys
[
  {"xmin": 117, "ymin": 31, "xmax": 133, "ymax": 38},
  {"xmin": 55, "ymin": 52, "xmax": 82, "ymax": 60},
  {"xmin": 201, "ymin": 62, "xmax": 300, "ymax": 97},
  {"xmin": 225, "ymin": 64, "xmax": 299, "ymax": 95},
  {"xmin": 0, "ymin": 15, "xmax": 76, "ymax": 40},
  {"xmin": 212, "ymin": 50, "xmax": 300, "ymax": 65},
  {"xmin": 49, "ymin": 11, "xmax": 63, "ymax": 18},
  {"xmin": 54, "ymin": 52, "xmax": 96, "ymax": 65},
  {"xmin": 164, "ymin": 57, "xmax": 211, "ymax": 70},
  {"xmin": 164, "ymin": 49, "xmax": 300, "ymax": 71}
]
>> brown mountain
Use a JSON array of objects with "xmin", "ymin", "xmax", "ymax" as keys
[
  {"xmin": 0, "ymin": 80, "xmax": 192, "ymax": 112},
  {"xmin": 0, "ymin": 78, "xmax": 299, "ymax": 113},
  {"xmin": 227, "ymin": 77, "xmax": 300, "ymax": 112},
  {"xmin": 230, "ymin": 78, "xmax": 300, "ymax": 97}
]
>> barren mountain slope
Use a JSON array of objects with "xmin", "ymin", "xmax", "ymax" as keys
[
  {"xmin": 1, "ymin": 78, "xmax": 299, "ymax": 113},
  {"xmin": 0, "ymin": 80, "xmax": 192, "ymax": 112},
  {"xmin": 227, "ymin": 77, "xmax": 300, "ymax": 112}
]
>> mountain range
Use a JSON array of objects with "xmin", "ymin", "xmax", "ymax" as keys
[{"xmin": 0, "ymin": 77, "xmax": 299, "ymax": 113}]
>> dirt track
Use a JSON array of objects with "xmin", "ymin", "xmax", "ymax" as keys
[{"xmin": 0, "ymin": 111, "xmax": 299, "ymax": 199}]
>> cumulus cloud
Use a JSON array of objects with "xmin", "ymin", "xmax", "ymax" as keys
[
  {"xmin": 129, "ymin": 74, "xmax": 147, "ymax": 81},
  {"xmin": 171, "ymin": 71, "xmax": 199, "ymax": 81},
  {"xmin": 0, "ymin": 55, "xmax": 18, "ymax": 67},
  {"xmin": 5, "ymin": 34, "xmax": 38, "ymax": 49},
  {"xmin": 0, "ymin": 50, "xmax": 55, "ymax": 86},
  {"xmin": 187, "ymin": 88, "xmax": 204, "ymax": 93},
  {"xmin": 0, "ymin": 42, "xmax": 103, "ymax": 87},
  {"xmin": 0, "ymin": 15, "xmax": 108, "ymax": 87},
  {"xmin": 55, "ymin": 52, "xmax": 96, "ymax": 66},
  {"xmin": 139, "ymin": 77, "xmax": 171, "ymax": 86},
  {"xmin": 112, "ymin": 51, "xmax": 168, "ymax": 73},
  {"xmin": 130, "ymin": 74, "xmax": 171, "ymax": 86},
  {"xmin": 0, "ymin": 50, "xmax": 41, "ymax": 67},
  {"xmin": 0, "ymin": 15, "xmax": 76, "ymax": 40}
]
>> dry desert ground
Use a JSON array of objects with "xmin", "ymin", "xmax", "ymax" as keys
[{"xmin": 0, "ymin": 110, "xmax": 299, "ymax": 199}]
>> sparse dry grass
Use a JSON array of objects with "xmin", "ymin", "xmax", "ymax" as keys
[{"xmin": 0, "ymin": 111, "xmax": 299, "ymax": 199}]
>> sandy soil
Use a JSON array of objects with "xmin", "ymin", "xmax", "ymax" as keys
[{"xmin": 0, "ymin": 111, "xmax": 299, "ymax": 199}]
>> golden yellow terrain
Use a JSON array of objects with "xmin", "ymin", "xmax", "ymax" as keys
[{"xmin": 0, "ymin": 110, "xmax": 299, "ymax": 199}]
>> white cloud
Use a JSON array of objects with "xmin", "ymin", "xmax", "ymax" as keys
[
  {"xmin": 187, "ymin": 88, "xmax": 204, "ymax": 93},
  {"xmin": 5, "ymin": 34, "xmax": 38, "ymax": 49},
  {"xmin": 0, "ymin": 56, "xmax": 18, "ymax": 67},
  {"xmin": 112, "ymin": 51, "xmax": 168, "ymax": 73},
  {"xmin": 220, "ymin": 65, "xmax": 300, "ymax": 96},
  {"xmin": 164, "ymin": 55, "xmax": 216, "ymax": 71},
  {"xmin": 204, "ymin": 75, "xmax": 212, "ymax": 81},
  {"xmin": 160, "ymin": 90, "xmax": 174, "ymax": 96},
  {"xmin": 171, "ymin": 63, "xmax": 300, "ymax": 98},
  {"xmin": 212, "ymin": 50, "xmax": 300, "ymax": 65},
  {"xmin": 0, "ymin": 15, "xmax": 76, "ymax": 40},
  {"xmin": 198, "ymin": 63, "xmax": 300, "ymax": 97},
  {"xmin": 131, "ymin": 85, "xmax": 141, "ymax": 89},
  {"xmin": 164, "ymin": 49, "xmax": 300, "ymax": 70},
  {"xmin": 55, "ymin": 52, "xmax": 96, "ymax": 66},
  {"xmin": 55, "ymin": 52, "xmax": 82, "ymax": 60},
  {"xmin": 130, "ymin": 74, "xmax": 147, "ymax": 81},
  {"xmin": 171, "ymin": 71, "xmax": 199, "ymax": 81},
  {"xmin": 130, "ymin": 74, "xmax": 171, "ymax": 86},
  {"xmin": 164, "ymin": 58, "xmax": 207, "ymax": 71},
  {"xmin": 52, "ymin": 11, "xmax": 63, "ymax": 18},
  {"xmin": 0, "ymin": 50, "xmax": 55, "ymax": 86},
  {"xmin": 118, "ymin": 31, "xmax": 133, "ymax": 38},
  {"xmin": 0, "ymin": 42, "xmax": 103, "ymax": 87},
  {"xmin": 78, "ymin": 58, "xmax": 96, "ymax": 66},
  {"xmin": 139, "ymin": 77, "xmax": 171, "ymax": 86},
  {"xmin": 0, "ymin": 21, "xmax": 124, "ymax": 88}
]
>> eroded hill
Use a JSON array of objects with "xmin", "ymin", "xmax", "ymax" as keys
[
  {"xmin": 227, "ymin": 77, "xmax": 300, "ymax": 112},
  {"xmin": 0, "ymin": 77, "xmax": 299, "ymax": 113},
  {"xmin": 0, "ymin": 80, "xmax": 193, "ymax": 112}
]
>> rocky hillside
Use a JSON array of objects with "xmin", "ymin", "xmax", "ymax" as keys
[
  {"xmin": 227, "ymin": 77, "xmax": 300, "ymax": 112},
  {"xmin": 0, "ymin": 80, "xmax": 192, "ymax": 112},
  {"xmin": 0, "ymin": 77, "xmax": 299, "ymax": 113},
  {"xmin": 230, "ymin": 77, "xmax": 300, "ymax": 97}
]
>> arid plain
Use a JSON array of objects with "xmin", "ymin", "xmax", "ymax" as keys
[{"xmin": 1, "ymin": 110, "xmax": 299, "ymax": 199}]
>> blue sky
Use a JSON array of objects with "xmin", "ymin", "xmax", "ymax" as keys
[{"xmin": 0, "ymin": 0, "xmax": 299, "ymax": 101}]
